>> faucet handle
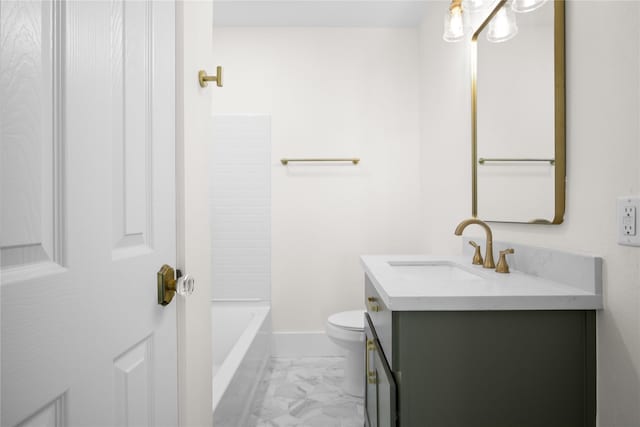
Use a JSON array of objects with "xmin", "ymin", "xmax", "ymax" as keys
[
  {"xmin": 468, "ymin": 241, "xmax": 484, "ymax": 265},
  {"xmin": 496, "ymin": 248, "xmax": 515, "ymax": 274}
]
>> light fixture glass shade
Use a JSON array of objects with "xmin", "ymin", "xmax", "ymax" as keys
[
  {"xmin": 463, "ymin": 0, "xmax": 485, "ymax": 11},
  {"xmin": 511, "ymin": 0, "xmax": 548, "ymax": 13},
  {"xmin": 443, "ymin": 7, "xmax": 465, "ymax": 42},
  {"xmin": 487, "ymin": 4, "xmax": 518, "ymax": 42}
]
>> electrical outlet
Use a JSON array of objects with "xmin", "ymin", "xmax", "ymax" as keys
[
  {"xmin": 623, "ymin": 206, "xmax": 636, "ymax": 235},
  {"xmin": 618, "ymin": 197, "xmax": 640, "ymax": 246}
]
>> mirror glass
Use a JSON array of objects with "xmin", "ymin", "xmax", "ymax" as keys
[{"xmin": 474, "ymin": 0, "xmax": 564, "ymax": 224}]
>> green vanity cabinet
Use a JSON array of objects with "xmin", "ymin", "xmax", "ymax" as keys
[{"xmin": 364, "ymin": 275, "xmax": 597, "ymax": 427}]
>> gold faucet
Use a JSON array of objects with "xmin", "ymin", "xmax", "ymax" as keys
[
  {"xmin": 468, "ymin": 241, "xmax": 484, "ymax": 265},
  {"xmin": 454, "ymin": 218, "xmax": 495, "ymax": 269},
  {"xmin": 495, "ymin": 248, "xmax": 515, "ymax": 273}
]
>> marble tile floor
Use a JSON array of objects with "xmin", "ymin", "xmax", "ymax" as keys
[{"xmin": 248, "ymin": 357, "xmax": 364, "ymax": 427}]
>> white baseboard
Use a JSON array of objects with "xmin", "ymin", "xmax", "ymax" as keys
[{"xmin": 271, "ymin": 331, "xmax": 345, "ymax": 358}]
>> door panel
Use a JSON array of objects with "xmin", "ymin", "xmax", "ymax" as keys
[
  {"xmin": 0, "ymin": 0, "xmax": 64, "ymax": 276},
  {"xmin": 114, "ymin": 337, "xmax": 154, "ymax": 426},
  {"xmin": 111, "ymin": 0, "xmax": 154, "ymax": 257},
  {"xmin": 17, "ymin": 395, "xmax": 66, "ymax": 427},
  {"xmin": 1, "ymin": 1, "xmax": 177, "ymax": 426}
]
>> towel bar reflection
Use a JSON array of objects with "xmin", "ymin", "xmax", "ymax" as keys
[
  {"xmin": 478, "ymin": 158, "xmax": 555, "ymax": 165},
  {"xmin": 280, "ymin": 158, "xmax": 360, "ymax": 165}
]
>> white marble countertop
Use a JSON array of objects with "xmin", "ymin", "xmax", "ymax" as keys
[{"xmin": 360, "ymin": 254, "xmax": 604, "ymax": 311}]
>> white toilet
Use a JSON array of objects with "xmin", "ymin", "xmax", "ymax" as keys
[{"xmin": 325, "ymin": 310, "xmax": 365, "ymax": 397}]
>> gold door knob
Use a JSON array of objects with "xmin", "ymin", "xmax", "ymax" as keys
[{"xmin": 157, "ymin": 264, "xmax": 195, "ymax": 306}]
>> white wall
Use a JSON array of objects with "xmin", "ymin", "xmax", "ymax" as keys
[
  {"xmin": 419, "ymin": 1, "xmax": 640, "ymax": 424},
  {"xmin": 211, "ymin": 27, "xmax": 422, "ymax": 332}
]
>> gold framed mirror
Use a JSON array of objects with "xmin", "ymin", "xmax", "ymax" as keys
[{"xmin": 471, "ymin": 0, "xmax": 565, "ymax": 224}]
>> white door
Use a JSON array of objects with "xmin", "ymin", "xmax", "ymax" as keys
[{"xmin": 1, "ymin": 1, "xmax": 178, "ymax": 426}]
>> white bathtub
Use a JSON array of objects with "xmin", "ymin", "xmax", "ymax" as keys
[{"xmin": 212, "ymin": 301, "xmax": 271, "ymax": 426}]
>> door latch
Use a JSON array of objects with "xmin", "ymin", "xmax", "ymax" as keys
[{"xmin": 157, "ymin": 264, "xmax": 194, "ymax": 306}]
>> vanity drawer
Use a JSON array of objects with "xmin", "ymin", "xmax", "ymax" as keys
[{"xmin": 365, "ymin": 274, "xmax": 394, "ymax": 367}]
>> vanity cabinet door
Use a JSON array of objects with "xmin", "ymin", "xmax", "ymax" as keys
[
  {"xmin": 372, "ymin": 338, "xmax": 396, "ymax": 427},
  {"xmin": 364, "ymin": 334, "xmax": 377, "ymax": 426},
  {"xmin": 365, "ymin": 314, "xmax": 397, "ymax": 427}
]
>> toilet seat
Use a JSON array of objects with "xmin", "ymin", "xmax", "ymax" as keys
[{"xmin": 327, "ymin": 310, "xmax": 364, "ymax": 332}]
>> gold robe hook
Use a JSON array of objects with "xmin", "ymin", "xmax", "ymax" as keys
[{"xmin": 198, "ymin": 66, "xmax": 223, "ymax": 88}]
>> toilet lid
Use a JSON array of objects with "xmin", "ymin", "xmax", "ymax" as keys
[{"xmin": 328, "ymin": 310, "xmax": 365, "ymax": 331}]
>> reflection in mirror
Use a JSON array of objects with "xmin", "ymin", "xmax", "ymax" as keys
[{"xmin": 473, "ymin": 0, "xmax": 565, "ymax": 224}]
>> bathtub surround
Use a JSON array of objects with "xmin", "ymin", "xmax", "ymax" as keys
[
  {"xmin": 210, "ymin": 115, "xmax": 271, "ymax": 301},
  {"xmin": 209, "ymin": 115, "xmax": 273, "ymax": 424},
  {"xmin": 419, "ymin": 1, "xmax": 640, "ymax": 424}
]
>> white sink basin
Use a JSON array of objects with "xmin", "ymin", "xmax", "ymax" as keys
[{"xmin": 387, "ymin": 261, "xmax": 482, "ymax": 281}]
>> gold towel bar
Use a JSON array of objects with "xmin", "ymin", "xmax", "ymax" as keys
[
  {"xmin": 478, "ymin": 158, "xmax": 555, "ymax": 165},
  {"xmin": 280, "ymin": 158, "xmax": 360, "ymax": 165}
]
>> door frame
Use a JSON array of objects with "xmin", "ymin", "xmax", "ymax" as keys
[{"xmin": 175, "ymin": 1, "xmax": 214, "ymax": 426}]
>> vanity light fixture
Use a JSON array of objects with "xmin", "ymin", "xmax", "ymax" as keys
[
  {"xmin": 445, "ymin": 0, "xmax": 544, "ymax": 43},
  {"xmin": 443, "ymin": 0, "xmax": 465, "ymax": 42},
  {"xmin": 463, "ymin": 0, "xmax": 486, "ymax": 12},
  {"xmin": 486, "ymin": 1, "xmax": 518, "ymax": 42},
  {"xmin": 512, "ymin": 0, "xmax": 548, "ymax": 13}
]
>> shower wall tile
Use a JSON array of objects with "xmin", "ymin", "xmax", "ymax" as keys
[{"xmin": 210, "ymin": 115, "xmax": 271, "ymax": 301}]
